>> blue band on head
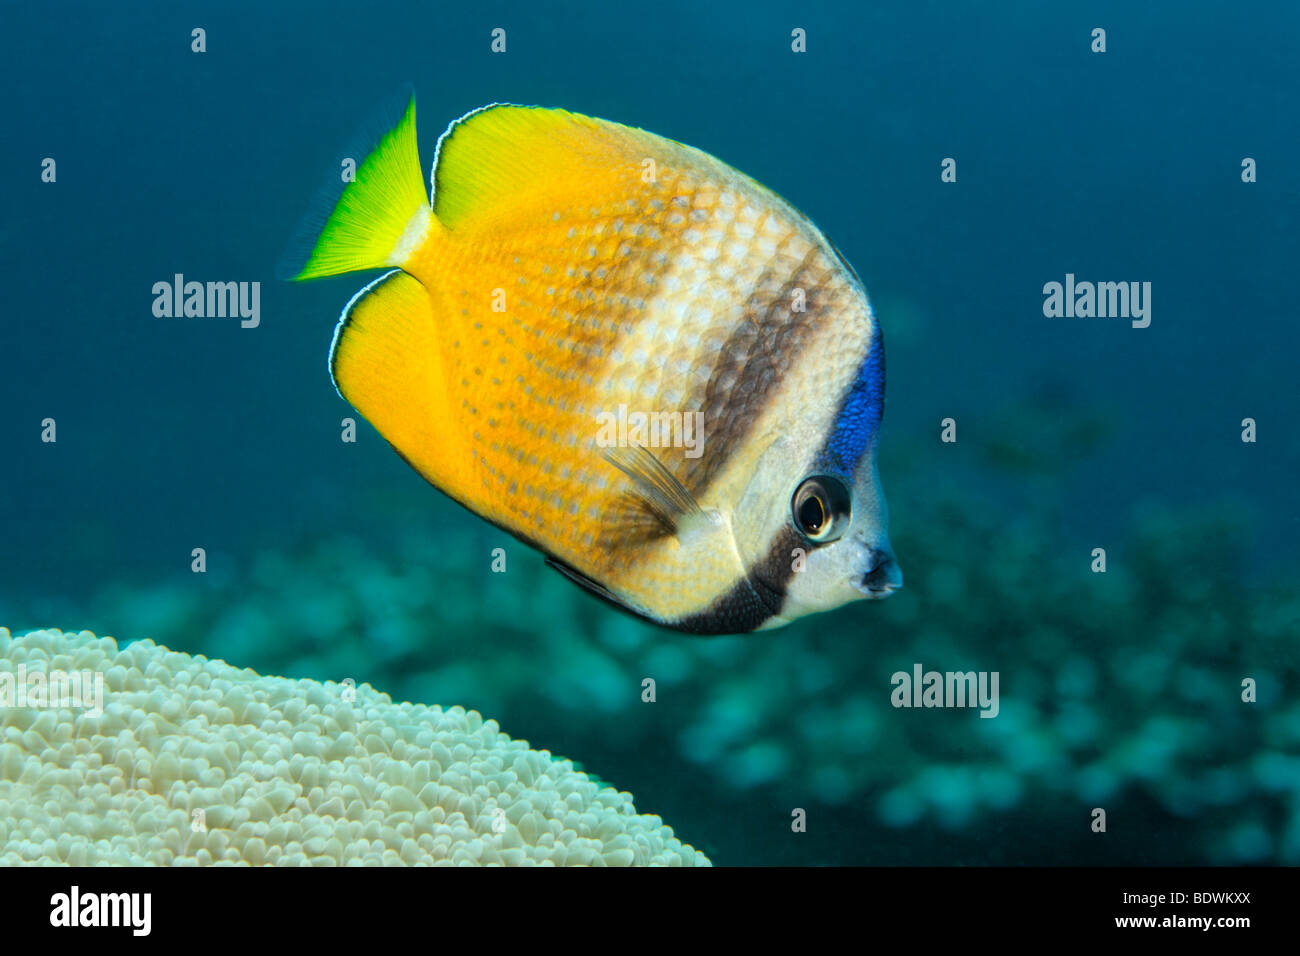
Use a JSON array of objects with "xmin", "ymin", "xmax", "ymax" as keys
[{"xmin": 814, "ymin": 327, "xmax": 885, "ymax": 476}]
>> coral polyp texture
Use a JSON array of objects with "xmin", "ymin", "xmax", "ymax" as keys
[{"xmin": 0, "ymin": 628, "xmax": 708, "ymax": 866}]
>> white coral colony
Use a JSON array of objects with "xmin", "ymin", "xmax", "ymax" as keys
[{"xmin": 0, "ymin": 628, "xmax": 709, "ymax": 866}]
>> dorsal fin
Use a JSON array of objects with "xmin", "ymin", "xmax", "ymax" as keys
[{"xmin": 430, "ymin": 104, "xmax": 690, "ymax": 228}]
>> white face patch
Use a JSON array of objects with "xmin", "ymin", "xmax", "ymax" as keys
[
  {"xmin": 768, "ymin": 450, "xmax": 900, "ymax": 623},
  {"xmin": 785, "ymin": 526, "xmax": 878, "ymax": 616}
]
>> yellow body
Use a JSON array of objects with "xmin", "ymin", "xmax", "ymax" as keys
[{"xmin": 295, "ymin": 99, "xmax": 880, "ymax": 629}]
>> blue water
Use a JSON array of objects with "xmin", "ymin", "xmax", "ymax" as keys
[{"xmin": 2, "ymin": 1, "xmax": 1297, "ymax": 865}]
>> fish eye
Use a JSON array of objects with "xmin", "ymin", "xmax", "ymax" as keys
[{"xmin": 791, "ymin": 475, "xmax": 852, "ymax": 544}]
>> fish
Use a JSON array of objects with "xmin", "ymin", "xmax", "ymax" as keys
[{"xmin": 282, "ymin": 91, "xmax": 901, "ymax": 634}]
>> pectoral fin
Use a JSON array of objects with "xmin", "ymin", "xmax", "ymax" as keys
[{"xmin": 602, "ymin": 444, "xmax": 705, "ymax": 536}]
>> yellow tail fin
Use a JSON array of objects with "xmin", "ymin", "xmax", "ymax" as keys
[{"xmin": 280, "ymin": 88, "xmax": 431, "ymax": 281}]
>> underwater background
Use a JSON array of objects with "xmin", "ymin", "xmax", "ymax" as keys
[{"xmin": 2, "ymin": 0, "xmax": 1297, "ymax": 865}]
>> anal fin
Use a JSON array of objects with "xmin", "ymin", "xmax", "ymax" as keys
[
  {"xmin": 329, "ymin": 269, "xmax": 454, "ymax": 490},
  {"xmin": 545, "ymin": 557, "xmax": 654, "ymax": 624}
]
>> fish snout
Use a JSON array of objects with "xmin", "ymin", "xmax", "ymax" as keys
[{"xmin": 857, "ymin": 548, "xmax": 903, "ymax": 598}]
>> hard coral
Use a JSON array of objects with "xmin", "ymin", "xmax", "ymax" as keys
[{"xmin": 0, "ymin": 628, "xmax": 708, "ymax": 866}]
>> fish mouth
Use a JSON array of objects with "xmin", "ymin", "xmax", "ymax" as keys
[{"xmin": 854, "ymin": 548, "xmax": 902, "ymax": 598}]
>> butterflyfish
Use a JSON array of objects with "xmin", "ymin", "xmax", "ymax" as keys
[{"xmin": 283, "ymin": 92, "xmax": 902, "ymax": 633}]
